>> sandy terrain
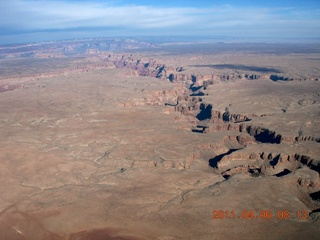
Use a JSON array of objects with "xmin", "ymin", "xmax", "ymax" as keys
[{"xmin": 0, "ymin": 42, "xmax": 319, "ymax": 239}]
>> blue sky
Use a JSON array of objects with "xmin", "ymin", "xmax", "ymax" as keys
[{"xmin": 0, "ymin": 0, "xmax": 320, "ymax": 44}]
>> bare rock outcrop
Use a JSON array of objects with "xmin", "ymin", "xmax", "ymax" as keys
[{"xmin": 215, "ymin": 144, "xmax": 320, "ymax": 183}]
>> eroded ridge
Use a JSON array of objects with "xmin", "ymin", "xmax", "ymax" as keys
[
  {"xmin": 170, "ymin": 79, "xmax": 320, "ymax": 179},
  {"xmin": 104, "ymin": 53, "xmax": 320, "ymax": 82},
  {"xmin": 116, "ymin": 55, "xmax": 320, "ymax": 190}
]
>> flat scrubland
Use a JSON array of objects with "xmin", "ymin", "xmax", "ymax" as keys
[{"xmin": 0, "ymin": 42, "xmax": 319, "ymax": 240}]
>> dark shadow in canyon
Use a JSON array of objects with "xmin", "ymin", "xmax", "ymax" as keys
[
  {"xmin": 246, "ymin": 126, "xmax": 282, "ymax": 144},
  {"xmin": 189, "ymin": 84, "xmax": 202, "ymax": 93},
  {"xmin": 192, "ymin": 125, "xmax": 207, "ymax": 133},
  {"xmin": 269, "ymin": 75, "xmax": 290, "ymax": 81},
  {"xmin": 190, "ymin": 92, "xmax": 205, "ymax": 97},
  {"xmin": 269, "ymin": 154, "xmax": 281, "ymax": 167},
  {"xmin": 310, "ymin": 191, "xmax": 320, "ymax": 201},
  {"xmin": 274, "ymin": 169, "xmax": 291, "ymax": 177},
  {"xmin": 165, "ymin": 102, "xmax": 178, "ymax": 107},
  {"xmin": 209, "ymin": 149, "xmax": 239, "ymax": 168},
  {"xmin": 248, "ymin": 168, "xmax": 262, "ymax": 177},
  {"xmin": 189, "ymin": 83, "xmax": 205, "ymax": 96},
  {"xmin": 196, "ymin": 104, "xmax": 212, "ymax": 121}
]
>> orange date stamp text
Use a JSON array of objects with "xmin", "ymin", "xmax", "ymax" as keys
[{"xmin": 212, "ymin": 209, "xmax": 309, "ymax": 220}]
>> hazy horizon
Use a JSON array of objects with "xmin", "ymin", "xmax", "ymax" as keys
[{"xmin": 1, "ymin": 0, "xmax": 320, "ymax": 45}]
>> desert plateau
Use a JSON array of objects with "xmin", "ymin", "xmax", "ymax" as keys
[{"xmin": 0, "ymin": 39, "xmax": 319, "ymax": 240}]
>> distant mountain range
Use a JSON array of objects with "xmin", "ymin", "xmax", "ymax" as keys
[{"xmin": 0, "ymin": 38, "xmax": 156, "ymax": 59}]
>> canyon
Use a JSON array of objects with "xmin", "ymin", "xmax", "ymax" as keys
[{"xmin": 0, "ymin": 39, "xmax": 319, "ymax": 239}]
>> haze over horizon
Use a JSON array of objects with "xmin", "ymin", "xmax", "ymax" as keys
[{"xmin": 1, "ymin": 0, "xmax": 320, "ymax": 44}]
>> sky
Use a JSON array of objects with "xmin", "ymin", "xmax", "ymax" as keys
[{"xmin": 0, "ymin": 0, "xmax": 320, "ymax": 44}]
